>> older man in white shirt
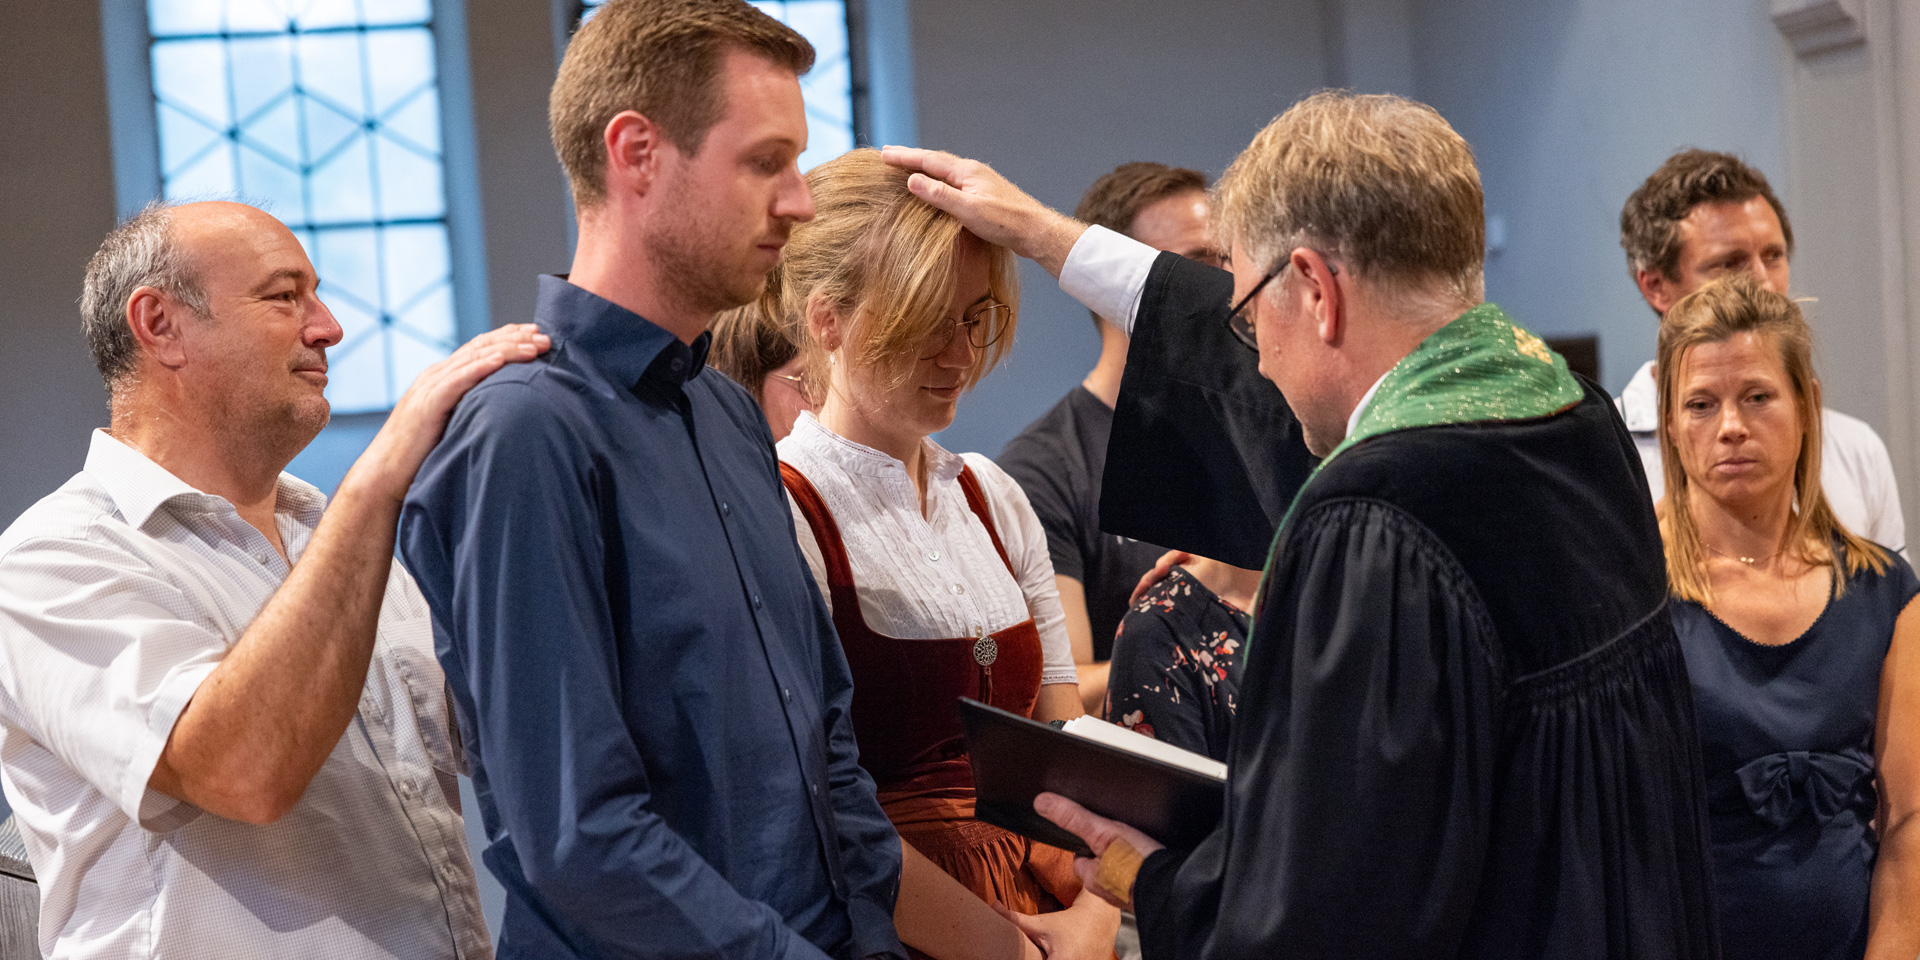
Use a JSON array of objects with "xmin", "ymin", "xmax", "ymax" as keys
[
  {"xmin": 0, "ymin": 200, "xmax": 546, "ymax": 959},
  {"xmin": 1617, "ymin": 148, "xmax": 1906, "ymax": 554}
]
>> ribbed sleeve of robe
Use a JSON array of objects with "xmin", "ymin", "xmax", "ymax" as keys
[
  {"xmin": 1133, "ymin": 499, "xmax": 1503, "ymax": 958},
  {"xmin": 1100, "ymin": 253, "xmax": 1317, "ymax": 570}
]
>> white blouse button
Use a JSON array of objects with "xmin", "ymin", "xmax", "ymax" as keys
[
  {"xmin": 949, "ymin": 583, "xmax": 965, "ymax": 596},
  {"xmin": 927, "ymin": 549, "xmax": 941, "ymax": 562}
]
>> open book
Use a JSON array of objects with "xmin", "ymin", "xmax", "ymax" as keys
[
  {"xmin": 960, "ymin": 699, "xmax": 1227, "ymax": 858},
  {"xmin": 1054, "ymin": 715, "xmax": 1228, "ymax": 781}
]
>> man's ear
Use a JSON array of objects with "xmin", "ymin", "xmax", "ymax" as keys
[
  {"xmin": 125, "ymin": 286, "xmax": 190, "ymax": 371},
  {"xmin": 805, "ymin": 293, "xmax": 844, "ymax": 352},
  {"xmin": 1636, "ymin": 267, "xmax": 1679, "ymax": 316},
  {"xmin": 603, "ymin": 110, "xmax": 669, "ymax": 201},
  {"xmin": 1291, "ymin": 248, "xmax": 1344, "ymax": 347}
]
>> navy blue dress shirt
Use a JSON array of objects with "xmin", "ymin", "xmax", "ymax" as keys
[{"xmin": 399, "ymin": 276, "xmax": 904, "ymax": 960}]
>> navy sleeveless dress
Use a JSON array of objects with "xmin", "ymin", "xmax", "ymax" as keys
[{"xmin": 1671, "ymin": 543, "xmax": 1918, "ymax": 960}]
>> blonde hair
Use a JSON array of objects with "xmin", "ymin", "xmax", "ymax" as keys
[
  {"xmin": 1213, "ymin": 90, "xmax": 1486, "ymax": 308},
  {"xmin": 1656, "ymin": 273, "xmax": 1888, "ymax": 602},
  {"xmin": 549, "ymin": 0, "xmax": 813, "ymax": 208},
  {"xmin": 708, "ymin": 302, "xmax": 800, "ymax": 406},
  {"xmin": 747, "ymin": 149, "xmax": 1018, "ymax": 398}
]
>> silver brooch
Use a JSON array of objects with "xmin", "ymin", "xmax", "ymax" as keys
[{"xmin": 972, "ymin": 635, "xmax": 999, "ymax": 666}]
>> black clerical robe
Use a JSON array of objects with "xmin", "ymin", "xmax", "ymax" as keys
[
  {"xmin": 1110, "ymin": 254, "xmax": 1719, "ymax": 959},
  {"xmin": 1101, "ymin": 256, "xmax": 1317, "ymax": 569}
]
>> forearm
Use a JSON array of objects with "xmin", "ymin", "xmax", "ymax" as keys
[
  {"xmin": 1022, "ymin": 215, "xmax": 1086, "ymax": 279},
  {"xmin": 1034, "ymin": 682, "xmax": 1084, "ymax": 724},
  {"xmin": 1052, "ymin": 577, "xmax": 1108, "ymax": 714},
  {"xmin": 1867, "ymin": 813, "xmax": 1920, "ymax": 960},
  {"xmin": 895, "ymin": 842, "xmax": 1041, "ymax": 960},
  {"xmin": 150, "ymin": 477, "xmax": 401, "ymax": 822},
  {"xmin": 1076, "ymin": 662, "xmax": 1110, "ymax": 716}
]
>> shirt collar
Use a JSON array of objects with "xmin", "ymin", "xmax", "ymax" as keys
[
  {"xmin": 1619, "ymin": 360, "xmax": 1658, "ymax": 433},
  {"xmin": 787, "ymin": 412, "xmax": 967, "ymax": 483},
  {"xmin": 1345, "ymin": 369, "xmax": 1391, "ymax": 441},
  {"xmin": 535, "ymin": 275, "xmax": 711, "ymax": 390},
  {"xmin": 84, "ymin": 429, "xmax": 329, "ymax": 531}
]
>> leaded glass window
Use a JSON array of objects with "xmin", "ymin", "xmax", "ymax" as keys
[
  {"xmin": 147, "ymin": 0, "xmax": 456, "ymax": 413},
  {"xmin": 580, "ymin": 0, "xmax": 856, "ymax": 173}
]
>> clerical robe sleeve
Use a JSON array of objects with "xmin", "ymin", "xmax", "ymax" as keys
[
  {"xmin": 1132, "ymin": 500, "xmax": 1504, "ymax": 959},
  {"xmin": 1101, "ymin": 252, "xmax": 1318, "ymax": 570}
]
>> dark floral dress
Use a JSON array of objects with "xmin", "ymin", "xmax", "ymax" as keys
[{"xmin": 1104, "ymin": 566, "xmax": 1246, "ymax": 762}]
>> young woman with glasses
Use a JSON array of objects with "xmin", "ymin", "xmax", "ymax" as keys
[{"xmin": 737, "ymin": 149, "xmax": 1120, "ymax": 960}]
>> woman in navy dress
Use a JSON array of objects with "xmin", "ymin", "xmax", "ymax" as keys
[{"xmin": 1654, "ymin": 274, "xmax": 1920, "ymax": 959}]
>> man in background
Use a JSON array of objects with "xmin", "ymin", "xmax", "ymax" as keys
[
  {"xmin": 0, "ymin": 199, "xmax": 543, "ymax": 959},
  {"xmin": 998, "ymin": 162, "xmax": 1218, "ymax": 712},
  {"xmin": 1618, "ymin": 148, "xmax": 1904, "ymax": 552},
  {"xmin": 398, "ymin": 2, "xmax": 903, "ymax": 958}
]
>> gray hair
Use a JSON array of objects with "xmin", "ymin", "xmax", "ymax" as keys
[
  {"xmin": 80, "ymin": 201, "xmax": 209, "ymax": 386},
  {"xmin": 1213, "ymin": 91, "xmax": 1487, "ymax": 314}
]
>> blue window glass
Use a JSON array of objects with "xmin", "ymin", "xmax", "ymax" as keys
[
  {"xmin": 148, "ymin": 0, "xmax": 455, "ymax": 413},
  {"xmin": 580, "ymin": 0, "xmax": 855, "ymax": 173}
]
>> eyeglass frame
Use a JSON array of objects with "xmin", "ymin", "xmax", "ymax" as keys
[
  {"xmin": 765, "ymin": 370, "xmax": 821, "ymax": 406},
  {"xmin": 1222, "ymin": 252, "xmax": 1338, "ymax": 352},
  {"xmin": 919, "ymin": 297, "xmax": 1012, "ymax": 359}
]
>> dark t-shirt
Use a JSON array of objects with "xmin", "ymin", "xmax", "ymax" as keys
[{"xmin": 999, "ymin": 386, "xmax": 1168, "ymax": 661}]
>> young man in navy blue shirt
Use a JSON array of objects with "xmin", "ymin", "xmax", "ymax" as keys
[{"xmin": 398, "ymin": 2, "xmax": 903, "ymax": 957}]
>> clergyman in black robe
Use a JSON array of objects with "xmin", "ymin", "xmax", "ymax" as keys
[
  {"xmin": 1119, "ymin": 253, "xmax": 1718, "ymax": 959},
  {"xmin": 881, "ymin": 88, "xmax": 1719, "ymax": 960}
]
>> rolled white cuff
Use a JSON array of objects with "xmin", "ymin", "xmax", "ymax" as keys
[{"xmin": 1058, "ymin": 225, "xmax": 1158, "ymax": 336}]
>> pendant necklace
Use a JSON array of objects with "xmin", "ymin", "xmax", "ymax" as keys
[{"xmin": 1706, "ymin": 543, "xmax": 1775, "ymax": 567}]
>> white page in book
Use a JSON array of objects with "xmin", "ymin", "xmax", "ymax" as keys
[{"xmin": 1059, "ymin": 716, "xmax": 1228, "ymax": 781}]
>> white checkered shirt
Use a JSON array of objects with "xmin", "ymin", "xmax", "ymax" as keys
[{"xmin": 0, "ymin": 430, "xmax": 490, "ymax": 960}]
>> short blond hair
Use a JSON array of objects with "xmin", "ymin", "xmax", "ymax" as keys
[
  {"xmin": 745, "ymin": 149, "xmax": 1018, "ymax": 398},
  {"xmin": 549, "ymin": 0, "xmax": 813, "ymax": 208},
  {"xmin": 1213, "ymin": 90, "xmax": 1485, "ymax": 305},
  {"xmin": 1655, "ymin": 273, "xmax": 1888, "ymax": 603}
]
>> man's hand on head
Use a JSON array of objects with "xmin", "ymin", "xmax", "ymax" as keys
[
  {"xmin": 880, "ymin": 146, "xmax": 1087, "ymax": 278},
  {"xmin": 345, "ymin": 323, "xmax": 550, "ymax": 502}
]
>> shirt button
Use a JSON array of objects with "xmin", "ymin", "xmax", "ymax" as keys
[
  {"xmin": 926, "ymin": 549, "xmax": 941, "ymax": 562},
  {"xmin": 949, "ymin": 583, "xmax": 965, "ymax": 596},
  {"xmin": 809, "ymin": 783, "xmax": 819, "ymax": 796},
  {"xmin": 752, "ymin": 594, "xmax": 763, "ymax": 608},
  {"xmin": 721, "ymin": 501, "xmax": 731, "ymax": 516},
  {"xmin": 783, "ymin": 687, "xmax": 793, "ymax": 702},
  {"xmin": 669, "ymin": 356, "xmax": 686, "ymax": 373}
]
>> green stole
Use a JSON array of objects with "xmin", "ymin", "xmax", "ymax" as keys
[{"xmin": 1254, "ymin": 303, "xmax": 1584, "ymax": 612}]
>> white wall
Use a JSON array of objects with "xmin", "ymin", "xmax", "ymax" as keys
[
  {"xmin": 1771, "ymin": 0, "xmax": 1920, "ymax": 538},
  {"xmin": 1411, "ymin": 0, "xmax": 1789, "ymax": 396},
  {"xmin": 914, "ymin": 0, "xmax": 1332, "ymax": 457},
  {"xmin": 0, "ymin": 3, "xmax": 119, "ymax": 530}
]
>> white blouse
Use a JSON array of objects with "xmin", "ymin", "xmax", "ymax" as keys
[{"xmin": 778, "ymin": 413, "xmax": 1078, "ymax": 686}]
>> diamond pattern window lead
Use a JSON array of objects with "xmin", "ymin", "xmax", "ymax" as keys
[
  {"xmin": 581, "ymin": 0, "xmax": 855, "ymax": 174},
  {"xmin": 149, "ymin": 0, "xmax": 455, "ymax": 413}
]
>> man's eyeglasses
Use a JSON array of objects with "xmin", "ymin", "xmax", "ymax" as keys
[
  {"xmin": 921, "ymin": 298, "xmax": 1011, "ymax": 359},
  {"xmin": 1222, "ymin": 255, "xmax": 1337, "ymax": 352}
]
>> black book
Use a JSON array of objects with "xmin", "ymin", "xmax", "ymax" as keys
[{"xmin": 959, "ymin": 698, "xmax": 1227, "ymax": 858}]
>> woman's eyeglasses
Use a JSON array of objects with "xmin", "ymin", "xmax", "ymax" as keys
[
  {"xmin": 766, "ymin": 371, "xmax": 820, "ymax": 405},
  {"xmin": 921, "ymin": 298, "xmax": 1011, "ymax": 359},
  {"xmin": 1222, "ymin": 255, "xmax": 1336, "ymax": 352}
]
